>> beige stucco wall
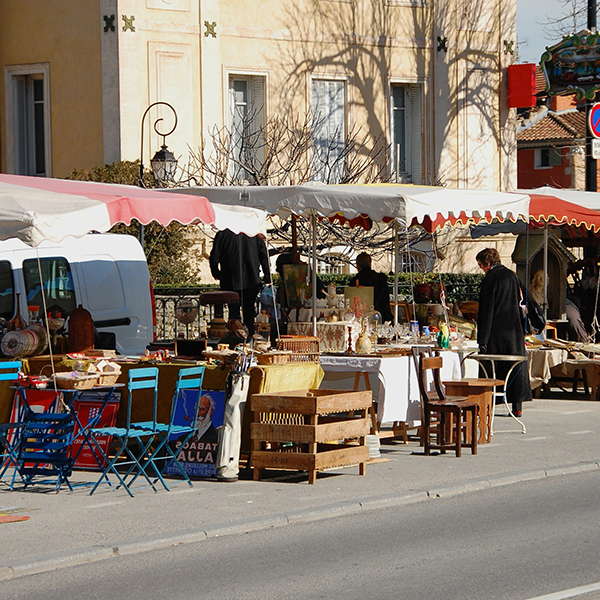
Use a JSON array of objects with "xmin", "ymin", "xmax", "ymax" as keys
[{"xmin": 0, "ymin": 0, "xmax": 104, "ymax": 177}]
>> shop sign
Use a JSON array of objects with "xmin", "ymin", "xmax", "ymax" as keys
[{"xmin": 541, "ymin": 30, "xmax": 600, "ymax": 99}]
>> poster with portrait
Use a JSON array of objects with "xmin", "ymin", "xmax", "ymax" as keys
[{"xmin": 164, "ymin": 389, "xmax": 226, "ymax": 478}]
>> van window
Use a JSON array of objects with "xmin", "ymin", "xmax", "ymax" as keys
[
  {"xmin": 23, "ymin": 257, "xmax": 77, "ymax": 317},
  {"xmin": 0, "ymin": 261, "xmax": 14, "ymax": 320},
  {"xmin": 80, "ymin": 258, "xmax": 125, "ymax": 311}
]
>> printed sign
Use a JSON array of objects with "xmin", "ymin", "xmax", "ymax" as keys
[{"xmin": 165, "ymin": 389, "xmax": 226, "ymax": 478}]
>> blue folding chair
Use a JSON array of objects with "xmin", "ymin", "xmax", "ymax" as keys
[
  {"xmin": 0, "ymin": 361, "xmax": 24, "ymax": 482},
  {"xmin": 134, "ymin": 366, "xmax": 205, "ymax": 488},
  {"xmin": 13, "ymin": 412, "xmax": 75, "ymax": 492},
  {"xmin": 89, "ymin": 367, "xmax": 160, "ymax": 497}
]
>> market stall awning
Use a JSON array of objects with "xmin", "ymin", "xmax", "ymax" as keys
[
  {"xmin": 469, "ymin": 192, "xmax": 600, "ymax": 237},
  {"xmin": 0, "ymin": 174, "xmax": 216, "ymax": 246},
  {"xmin": 173, "ymin": 182, "xmax": 530, "ymax": 226}
]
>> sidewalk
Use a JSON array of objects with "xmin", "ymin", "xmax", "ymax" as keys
[{"xmin": 1, "ymin": 398, "xmax": 599, "ymax": 580}]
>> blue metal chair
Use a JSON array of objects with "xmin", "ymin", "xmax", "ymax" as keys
[
  {"xmin": 0, "ymin": 361, "xmax": 24, "ymax": 481},
  {"xmin": 89, "ymin": 367, "xmax": 160, "ymax": 497},
  {"xmin": 13, "ymin": 411, "xmax": 75, "ymax": 492},
  {"xmin": 134, "ymin": 366, "xmax": 206, "ymax": 488}
]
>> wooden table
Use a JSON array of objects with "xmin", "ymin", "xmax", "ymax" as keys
[{"xmin": 442, "ymin": 378, "xmax": 503, "ymax": 444}]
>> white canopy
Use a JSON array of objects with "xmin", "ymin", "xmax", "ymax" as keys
[
  {"xmin": 174, "ymin": 182, "xmax": 530, "ymax": 225},
  {"xmin": 211, "ymin": 203, "xmax": 268, "ymax": 237},
  {"xmin": 520, "ymin": 186, "xmax": 600, "ymax": 213}
]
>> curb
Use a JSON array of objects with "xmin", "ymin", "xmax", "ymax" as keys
[{"xmin": 2, "ymin": 460, "xmax": 599, "ymax": 581}]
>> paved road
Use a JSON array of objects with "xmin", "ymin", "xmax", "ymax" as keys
[{"xmin": 3, "ymin": 470, "xmax": 600, "ymax": 600}]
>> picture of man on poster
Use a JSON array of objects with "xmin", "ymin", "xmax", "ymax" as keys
[{"xmin": 168, "ymin": 391, "xmax": 224, "ymax": 477}]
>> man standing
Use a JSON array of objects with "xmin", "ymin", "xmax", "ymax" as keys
[
  {"xmin": 209, "ymin": 229, "xmax": 270, "ymax": 336},
  {"xmin": 476, "ymin": 248, "xmax": 531, "ymax": 417},
  {"xmin": 349, "ymin": 252, "xmax": 394, "ymax": 323}
]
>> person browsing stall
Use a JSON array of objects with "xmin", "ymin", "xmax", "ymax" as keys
[{"xmin": 476, "ymin": 248, "xmax": 531, "ymax": 417}]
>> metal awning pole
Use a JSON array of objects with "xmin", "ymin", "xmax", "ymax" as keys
[
  {"xmin": 543, "ymin": 223, "xmax": 549, "ymax": 321},
  {"xmin": 311, "ymin": 213, "xmax": 317, "ymax": 336},
  {"xmin": 394, "ymin": 221, "xmax": 399, "ymax": 323}
]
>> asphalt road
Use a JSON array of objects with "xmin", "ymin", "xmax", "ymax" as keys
[{"xmin": 3, "ymin": 470, "xmax": 600, "ymax": 600}]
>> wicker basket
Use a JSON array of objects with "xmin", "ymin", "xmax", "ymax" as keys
[
  {"xmin": 276, "ymin": 335, "xmax": 320, "ymax": 363},
  {"xmin": 255, "ymin": 351, "xmax": 291, "ymax": 365},
  {"xmin": 52, "ymin": 373, "xmax": 99, "ymax": 390},
  {"xmin": 97, "ymin": 372, "xmax": 121, "ymax": 386}
]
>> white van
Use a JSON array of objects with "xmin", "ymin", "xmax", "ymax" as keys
[{"xmin": 0, "ymin": 233, "xmax": 155, "ymax": 355}]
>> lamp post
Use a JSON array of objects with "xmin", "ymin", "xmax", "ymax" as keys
[{"xmin": 139, "ymin": 101, "xmax": 178, "ymax": 246}]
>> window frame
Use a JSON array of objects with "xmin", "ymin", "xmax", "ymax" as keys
[
  {"xmin": 310, "ymin": 76, "xmax": 348, "ymax": 183},
  {"xmin": 389, "ymin": 81, "xmax": 423, "ymax": 184},
  {"xmin": 4, "ymin": 63, "xmax": 52, "ymax": 176},
  {"xmin": 534, "ymin": 147, "xmax": 562, "ymax": 169}
]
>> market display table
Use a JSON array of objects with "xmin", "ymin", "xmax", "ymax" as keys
[
  {"xmin": 250, "ymin": 388, "xmax": 371, "ymax": 484},
  {"xmin": 527, "ymin": 347, "xmax": 568, "ymax": 392},
  {"xmin": 319, "ymin": 350, "xmax": 461, "ymax": 430},
  {"xmin": 442, "ymin": 378, "xmax": 503, "ymax": 444},
  {"xmin": 548, "ymin": 357, "xmax": 600, "ymax": 399}
]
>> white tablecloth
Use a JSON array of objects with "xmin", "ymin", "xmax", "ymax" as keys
[{"xmin": 319, "ymin": 351, "xmax": 461, "ymax": 424}]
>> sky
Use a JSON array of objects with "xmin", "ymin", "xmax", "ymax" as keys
[{"xmin": 517, "ymin": 0, "xmax": 572, "ymax": 64}]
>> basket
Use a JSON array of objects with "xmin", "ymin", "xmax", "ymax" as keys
[
  {"xmin": 255, "ymin": 351, "xmax": 291, "ymax": 365},
  {"xmin": 97, "ymin": 372, "xmax": 121, "ymax": 386},
  {"xmin": 276, "ymin": 335, "xmax": 320, "ymax": 363},
  {"xmin": 52, "ymin": 373, "xmax": 99, "ymax": 390}
]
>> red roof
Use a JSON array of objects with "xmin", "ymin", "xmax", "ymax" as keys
[{"xmin": 517, "ymin": 110, "xmax": 585, "ymax": 144}]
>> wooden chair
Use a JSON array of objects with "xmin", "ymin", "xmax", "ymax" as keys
[{"xmin": 418, "ymin": 352, "xmax": 479, "ymax": 457}]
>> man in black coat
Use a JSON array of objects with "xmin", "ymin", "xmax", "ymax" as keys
[
  {"xmin": 349, "ymin": 252, "xmax": 394, "ymax": 323},
  {"xmin": 209, "ymin": 229, "xmax": 270, "ymax": 336},
  {"xmin": 476, "ymin": 248, "xmax": 532, "ymax": 417}
]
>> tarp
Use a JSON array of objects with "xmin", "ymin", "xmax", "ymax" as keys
[
  {"xmin": 0, "ymin": 174, "xmax": 215, "ymax": 246},
  {"xmin": 470, "ymin": 192, "xmax": 600, "ymax": 237},
  {"xmin": 173, "ymin": 182, "xmax": 530, "ymax": 226}
]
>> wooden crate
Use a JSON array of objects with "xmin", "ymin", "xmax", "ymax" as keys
[{"xmin": 250, "ymin": 388, "xmax": 372, "ymax": 484}]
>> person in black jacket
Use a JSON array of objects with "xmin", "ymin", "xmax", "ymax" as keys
[
  {"xmin": 209, "ymin": 229, "xmax": 270, "ymax": 336},
  {"xmin": 476, "ymin": 247, "xmax": 532, "ymax": 417},
  {"xmin": 349, "ymin": 252, "xmax": 394, "ymax": 323}
]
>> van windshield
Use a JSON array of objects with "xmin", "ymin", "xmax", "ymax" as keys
[
  {"xmin": 23, "ymin": 257, "xmax": 77, "ymax": 318},
  {"xmin": 0, "ymin": 261, "xmax": 14, "ymax": 320}
]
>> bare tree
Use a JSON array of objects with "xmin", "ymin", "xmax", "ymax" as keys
[{"xmin": 541, "ymin": 0, "xmax": 589, "ymax": 43}]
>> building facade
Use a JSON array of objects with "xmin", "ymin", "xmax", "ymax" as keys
[{"xmin": 1, "ymin": 0, "xmax": 518, "ymax": 191}]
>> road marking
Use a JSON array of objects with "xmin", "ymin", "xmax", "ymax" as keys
[
  {"xmin": 523, "ymin": 436, "xmax": 547, "ymax": 442},
  {"xmin": 88, "ymin": 501, "xmax": 123, "ymax": 509},
  {"xmin": 525, "ymin": 580, "xmax": 600, "ymax": 599},
  {"xmin": 565, "ymin": 430, "xmax": 593, "ymax": 435}
]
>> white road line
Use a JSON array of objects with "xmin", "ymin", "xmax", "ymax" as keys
[
  {"xmin": 565, "ymin": 430, "xmax": 593, "ymax": 435},
  {"xmin": 88, "ymin": 501, "xmax": 123, "ymax": 509},
  {"xmin": 523, "ymin": 436, "xmax": 548, "ymax": 442},
  {"xmin": 525, "ymin": 580, "xmax": 600, "ymax": 599}
]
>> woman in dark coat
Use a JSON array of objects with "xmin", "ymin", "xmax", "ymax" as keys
[{"xmin": 476, "ymin": 248, "xmax": 531, "ymax": 416}]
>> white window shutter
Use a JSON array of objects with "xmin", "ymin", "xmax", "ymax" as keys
[{"xmin": 410, "ymin": 84, "xmax": 422, "ymax": 185}]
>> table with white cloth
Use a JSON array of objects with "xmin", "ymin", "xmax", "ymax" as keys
[
  {"xmin": 526, "ymin": 347, "xmax": 568, "ymax": 391},
  {"xmin": 319, "ymin": 350, "xmax": 461, "ymax": 432}
]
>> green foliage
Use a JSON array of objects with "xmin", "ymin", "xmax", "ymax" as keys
[{"xmin": 66, "ymin": 161, "xmax": 202, "ymax": 285}]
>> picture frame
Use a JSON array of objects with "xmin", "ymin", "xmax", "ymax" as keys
[{"xmin": 394, "ymin": 301, "xmax": 410, "ymax": 324}]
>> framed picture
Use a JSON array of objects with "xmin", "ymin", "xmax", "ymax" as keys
[
  {"xmin": 282, "ymin": 263, "xmax": 311, "ymax": 308},
  {"xmin": 394, "ymin": 301, "xmax": 410, "ymax": 324}
]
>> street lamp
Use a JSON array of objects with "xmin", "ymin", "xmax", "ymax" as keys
[{"xmin": 139, "ymin": 101, "xmax": 178, "ymax": 246}]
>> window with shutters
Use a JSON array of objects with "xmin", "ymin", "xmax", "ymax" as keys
[
  {"xmin": 311, "ymin": 78, "xmax": 346, "ymax": 183},
  {"xmin": 535, "ymin": 147, "xmax": 562, "ymax": 169},
  {"xmin": 390, "ymin": 83, "xmax": 422, "ymax": 184},
  {"xmin": 228, "ymin": 75, "xmax": 265, "ymax": 183},
  {"xmin": 4, "ymin": 64, "xmax": 51, "ymax": 176}
]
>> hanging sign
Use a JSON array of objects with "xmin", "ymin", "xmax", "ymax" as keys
[{"xmin": 541, "ymin": 30, "xmax": 600, "ymax": 99}]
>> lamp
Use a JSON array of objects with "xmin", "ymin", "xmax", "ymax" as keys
[
  {"xmin": 139, "ymin": 101, "xmax": 178, "ymax": 188},
  {"xmin": 138, "ymin": 101, "xmax": 178, "ymax": 247},
  {"xmin": 150, "ymin": 144, "xmax": 177, "ymax": 184}
]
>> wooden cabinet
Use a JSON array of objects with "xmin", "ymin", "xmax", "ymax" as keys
[{"xmin": 250, "ymin": 389, "xmax": 372, "ymax": 484}]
